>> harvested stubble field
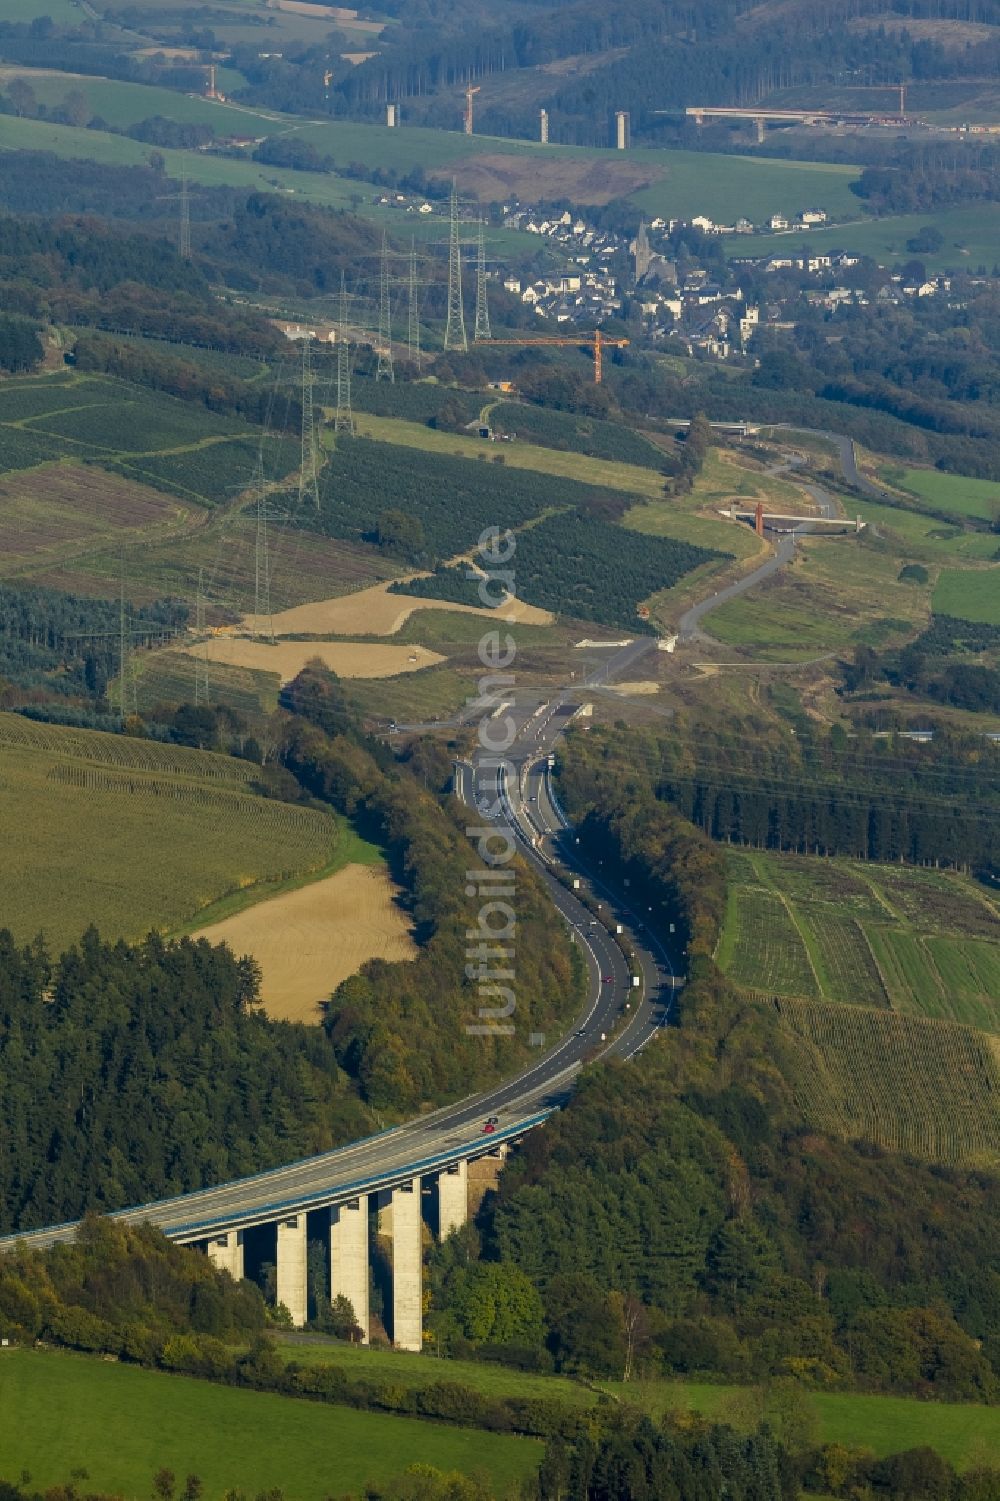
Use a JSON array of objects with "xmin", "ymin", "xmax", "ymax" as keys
[
  {"xmin": 188, "ymin": 636, "xmax": 447, "ymax": 683},
  {"xmin": 0, "ymin": 712, "xmax": 336, "ymax": 949},
  {"xmin": 720, "ymin": 848, "xmax": 1000, "ymax": 1033},
  {"xmin": 264, "ymin": 579, "xmax": 553, "ymax": 637},
  {"xmin": 0, "ymin": 464, "xmax": 198, "ymax": 575},
  {"xmin": 348, "ymin": 664, "xmax": 472, "ymax": 723},
  {"xmin": 195, "ymin": 864, "xmax": 416, "ymax": 1023}
]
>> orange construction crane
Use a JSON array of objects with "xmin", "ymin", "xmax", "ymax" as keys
[
  {"xmin": 462, "ymin": 83, "xmax": 481, "ymax": 135},
  {"xmin": 475, "ymin": 329, "xmax": 628, "ymax": 384}
]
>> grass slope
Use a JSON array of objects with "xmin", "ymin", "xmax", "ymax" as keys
[
  {"xmin": 0, "ymin": 1349, "xmax": 540, "ymax": 1499},
  {"xmin": 706, "ymin": 530, "xmax": 931, "ymax": 659},
  {"xmin": 599, "ymin": 1379, "xmax": 1000, "ymax": 1468},
  {"xmin": 623, "ymin": 448, "xmax": 778, "ymax": 578},
  {"xmin": 770, "ymin": 996, "xmax": 1000, "ymax": 1165},
  {"xmin": 934, "ymin": 567, "xmax": 1000, "ymax": 625},
  {"xmin": 269, "ymin": 1339, "xmax": 1000, "ymax": 1469},
  {"xmin": 852, "ymin": 495, "xmax": 1000, "ymax": 563},
  {"xmin": 0, "ymin": 89, "xmax": 862, "ymax": 222},
  {"xmin": 888, "ymin": 467, "xmax": 1000, "ymax": 522},
  {"xmin": 350, "ymin": 412, "xmax": 665, "ymax": 499},
  {"xmin": 724, "ymin": 203, "xmax": 1000, "ymax": 272},
  {"xmin": 0, "ymin": 713, "xmax": 336, "ymax": 948},
  {"xmin": 720, "ymin": 848, "xmax": 1000, "ymax": 1030}
]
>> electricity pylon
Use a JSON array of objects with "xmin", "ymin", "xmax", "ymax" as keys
[
  {"xmin": 193, "ymin": 566, "xmax": 210, "ymax": 706},
  {"xmin": 113, "ymin": 549, "xmax": 138, "ymax": 723},
  {"xmin": 474, "ymin": 217, "xmax": 491, "ymax": 341},
  {"xmin": 252, "ymin": 456, "xmax": 274, "ymax": 643},
  {"xmin": 298, "ymin": 337, "xmax": 320, "ymax": 511},
  {"xmin": 178, "ymin": 164, "xmax": 191, "ymax": 260},
  {"xmin": 334, "ymin": 272, "xmax": 355, "ymax": 435},
  {"xmin": 376, "ymin": 230, "xmax": 394, "ymax": 382},
  {"xmin": 444, "ymin": 179, "xmax": 467, "ymax": 353},
  {"xmin": 156, "ymin": 157, "xmax": 192, "ymax": 261},
  {"xmin": 407, "ymin": 238, "xmax": 421, "ymax": 370}
]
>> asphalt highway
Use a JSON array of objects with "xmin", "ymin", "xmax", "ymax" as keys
[
  {"xmin": 1, "ymin": 643, "xmax": 677, "ymax": 1253},
  {"xmin": 2, "ymin": 424, "xmax": 868, "ymax": 1255}
]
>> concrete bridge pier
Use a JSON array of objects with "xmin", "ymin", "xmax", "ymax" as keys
[
  {"xmin": 388, "ymin": 1178, "xmax": 423, "ymax": 1351},
  {"xmin": 206, "ymin": 1229, "xmax": 244, "ymax": 1280},
  {"xmin": 437, "ymin": 1160, "xmax": 468, "ymax": 1240},
  {"xmin": 330, "ymin": 1196, "xmax": 369, "ymax": 1343},
  {"xmin": 276, "ymin": 1214, "xmax": 308, "ymax": 1328}
]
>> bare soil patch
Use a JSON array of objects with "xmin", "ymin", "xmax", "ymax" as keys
[
  {"xmin": 438, "ymin": 154, "xmax": 663, "ymax": 207},
  {"xmin": 263, "ymin": 579, "xmax": 553, "ymax": 637},
  {"xmin": 194, "ymin": 865, "xmax": 416, "ymax": 1023},
  {"xmin": 188, "ymin": 636, "xmax": 446, "ymax": 682},
  {"xmin": 609, "ymin": 679, "xmax": 661, "ymax": 695}
]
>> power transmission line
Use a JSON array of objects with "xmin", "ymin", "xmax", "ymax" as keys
[
  {"xmin": 376, "ymin": 230, "xmax": 394, "ymax": 383},
  {"xmin": 114, "ymin": 549, "xmax": 137, "ymax": 723},
  {"xmin": 156, "ymin": 157, "xmax": 192, "ymax": 262},
  {"xmin": 193, "ymin": 566, "xmax": 210, "ymax": 707},
  {"xmin": 252, "ymin": 456, "xmax": 275, "ymax": 643},
  {"xmin": 407, "ymin": 238, "xmax": 421, "ymax": 370},
  {"xmin": 178, "ymin": 159, "xmax": 191, "ymax": 261},
  {"xmin": 298, "ymin": 337, "xmax": 321, "ymax": 511},
  {"xmin": 444, "ymin": 179, "xmax": 467, "ymax": 353},
  {"xmin": 474, "ymin": 217, "xmax": 491, "ymax": 341},
  {"xmin": 334, "ymin": 272, "xmax": 355, "ymax": 435}
]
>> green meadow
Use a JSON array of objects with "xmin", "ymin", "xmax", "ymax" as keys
[{"xmin": 0, "ymin": 1349, "xmax": 541, "ymax": 1499}]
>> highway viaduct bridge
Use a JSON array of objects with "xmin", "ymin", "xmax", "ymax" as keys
[{"xmin": 0, "ymin": 655, "xmax": 679, "ymax": 1351}]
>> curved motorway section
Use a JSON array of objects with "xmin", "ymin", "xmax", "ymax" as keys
[
  {"xmin": 4, "ymin": 426, "xmax": 855, "ymax": 1261},
  {"xmin": 0, "ymin": 653, "xmax": 678, "ymax": 1259}
]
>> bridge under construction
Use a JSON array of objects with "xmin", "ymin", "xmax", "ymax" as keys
[{"xmin": 686, "ymin": 99, "xmax": 909, "ymax": 140}]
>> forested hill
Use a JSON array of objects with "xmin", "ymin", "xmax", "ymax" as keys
[
  {"xmin": 228, "ymin": 0, "xmax": 1000, "ymax": 145},
  {"xmin": 557, "ymin": 714, "xmax": 998, "ymax": 872},
  {"xmin": 0, "ymin": 667, "xmax": 583, "ymax": 1230},
  {"xmin": 0, "ymin": 928, "xmax": 372, "ymax": 1232},
  {"xmin": 455, "ymin": 765, "xmax": 1000, "ymax": 1401}
]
